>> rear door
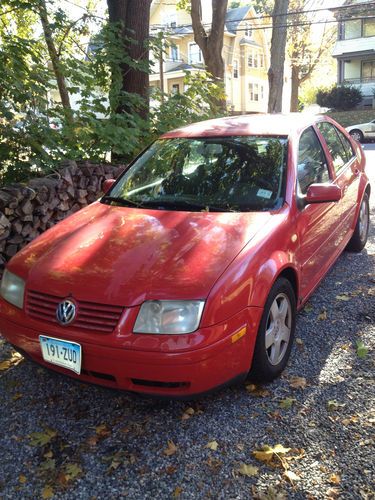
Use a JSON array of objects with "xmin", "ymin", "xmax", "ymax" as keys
[
  {"xmin": 295, "ymin": 126, "xmax": 339, "ymax": 298},
  {"xmin": 316, "ymin": 121, "xmax": 360, "ymax": 242}
]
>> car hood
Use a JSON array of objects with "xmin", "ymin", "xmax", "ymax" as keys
[{"xmin": 10, "ymin": 202, "xmax": 272, "ymax": 306}]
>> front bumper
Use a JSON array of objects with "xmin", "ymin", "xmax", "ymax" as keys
[{"xmin": 0, "ymin": 300, "xmax": 263, "ymax": 397}]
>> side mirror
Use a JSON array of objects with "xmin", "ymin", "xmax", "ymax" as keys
[
  {"xmin": 305, "ymin": 183, "xmax": 342, "ymax": 204},
  {"xmin": 102, "ymin": 179, "xmax": 115, "ymax": 194}
]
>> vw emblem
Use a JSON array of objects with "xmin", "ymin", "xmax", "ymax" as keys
[{"xmin": 56, "ymin": 299, "xmax": 76, "ymax": 325}]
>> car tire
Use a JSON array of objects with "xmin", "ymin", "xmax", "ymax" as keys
[
  {"xmin": 349, "ymin": 130, "xmax": 364, "ymax": 143},
  {"xmin": 248, "ymin": 277, "xmax": 296, "ymax": 383},
  {"xmin": 346, "ymin": 193, "xmax": 370, "ymax": 252}
]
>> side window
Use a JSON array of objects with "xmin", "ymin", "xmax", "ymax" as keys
[
  {"xmin": 297, "ymin": 127, "xmax": 330, "ymax": 194},
  {"xmin": 337, "ymin": 130, "xmax": 355, "ymax": 163},
  {"xmin": 317, "ymin": 122, "xmax": 349, "ymax": 174}
]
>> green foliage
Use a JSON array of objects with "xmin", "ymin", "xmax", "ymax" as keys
[
  {"xmin": 151, "ymin": 71, "xmax": 226, "ymax": 137},
  {"xmin": 316, "ymin": 85, "xmax": 363, "ymax": 111}
]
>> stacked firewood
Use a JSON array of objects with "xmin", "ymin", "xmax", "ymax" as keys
[{"xmin": 0, "ymin": 161, "xmax": 123, "ymax": 272}]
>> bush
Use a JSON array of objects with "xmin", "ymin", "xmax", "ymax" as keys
[{"xmin": 316, "ymin": 85, "xmax": 363, "ymax": 111}]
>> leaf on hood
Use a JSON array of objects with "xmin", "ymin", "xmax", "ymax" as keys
[
  {"xmin": 29, "ymin": 428, "xmax": 57, "ymax": 447},
  {"xmin": 237, "ymin": 463, "xmax": 258, "ymax": 476},
  {"xmin": 206, "ymin": 440, "xmax": 219, "ymax": 451},
  {"xmin": 288, "ymin": 376, "xmax": 307, "ymax": 389},
  {"xmin": 164, "ymin": 440, "xmax": 178, "ymax": 456}
]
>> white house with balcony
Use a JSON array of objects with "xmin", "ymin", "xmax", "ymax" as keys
[{"xmin": 330, "ymin": 0, "xmax": 375, "ymax": 107}]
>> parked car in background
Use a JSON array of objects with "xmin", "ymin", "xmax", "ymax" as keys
[
  {"xmin": 346, "ymin": 119, "xmax": 375, "ymax": 142},
  {"xmin": 0, "ymin": 114, "xmax": 370, "ymax": 398}
]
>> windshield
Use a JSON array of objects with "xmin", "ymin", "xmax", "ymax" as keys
[{"xmin": 102, "ymin": 136, "xmax": 288, "ymax": 212}]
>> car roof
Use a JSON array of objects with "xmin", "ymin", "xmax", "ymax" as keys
[{"xmin": 161, "ymin": 113, "xmax": 327, "ymax": 139}]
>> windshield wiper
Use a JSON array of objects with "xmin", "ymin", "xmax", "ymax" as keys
[
  {"xmin": 101, "ymin": 196, "xmax": 145, "ymax": 208},
  {"xmin": 140, "ymin": 199, "xmax": 237, "ymax": 212}
]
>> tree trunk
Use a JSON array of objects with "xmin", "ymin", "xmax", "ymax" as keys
[
  {"xmin": 37, "ymin": 0, "xmax": 73, "ymax": 123},
  {"xmin": 106, "ymin": 0, "xmax": 152, "ymax": 118},
  {"xmin": 190, "ymin": 0, "xmax": 228, "ymax": 112},
  {"xmin": 268, "ymin": 0, "xmax": 289, "ymax": 113},
  {"xmin": 290, "ymin": 64, "xmax": 299, "ymax": 112}
]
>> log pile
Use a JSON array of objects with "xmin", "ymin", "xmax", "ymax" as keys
[{"xmin": 0, "ymin": 161, "xmax": 123, "ymax": 273}]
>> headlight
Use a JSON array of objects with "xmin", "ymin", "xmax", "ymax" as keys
[
  {"xmin": 0, "ymin": 269, "xmax": 25, "ymax": 309},
  {"xmin": 133, "ymin": 300, "xmax": 205, "ymax": 334}
]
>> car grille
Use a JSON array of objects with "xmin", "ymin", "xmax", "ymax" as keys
[{"xmin": 25, "ymin": 290, "xmax": 123, "ymax": 333}]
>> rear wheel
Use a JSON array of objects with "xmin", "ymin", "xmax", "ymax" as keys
[
  {"xmin": 248, "ymin": 278, "xmax": 296, "ymax": 382},
  {"xmin": 349, "ymin": 130, "xmax": 364, "ymax": 143},
  {"xmin": 346, "ymin": 193, "xmax": 369, "ymax": 252}
]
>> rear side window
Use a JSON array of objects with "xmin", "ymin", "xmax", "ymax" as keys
[
  {"xmin": 339, "ymin": 132, "xmax": 355, "ymax": 163},
  {"xmin": 297, "ymin": 127, "xmax": 330, "ymax": 194},
  {"xmin": 317, "ymin": 122, "xmax": 351, "ymax": 174}
]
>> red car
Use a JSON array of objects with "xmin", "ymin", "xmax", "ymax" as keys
[{"xmin": 0, "ymin": 114, "xmax": 370, "ymax": 397}]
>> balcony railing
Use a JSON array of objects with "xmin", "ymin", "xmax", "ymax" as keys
[{"xmin": 343, "ymin": 77, "xmax": 375, "ymax": 84}]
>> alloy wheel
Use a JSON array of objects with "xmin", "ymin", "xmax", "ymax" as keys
[{"xmin": 265, "ymin": 293, "xmax": 292, "ymax": 366}]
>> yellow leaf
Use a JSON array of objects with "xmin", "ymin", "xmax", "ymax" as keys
[
  {"xmin": 284, "ymin": 470, "xmax": 301, "ymax": 483},
  {"xmin": 327, "ymin": 400, "xmax": 345, "ymax": 411},
  {"xmin": 29, "ymin": 428, "xmax": 57, "ymax": 447},
  {"xmin": 289, "ymin": 376, "xmax": 307, "ymax": 389},
  {"xmin": 64, "ymin": 463, "xmax": 82, "ymax": 480},
  {"xmin": 245, "ymin": 384, "xmax": 270, "ymax": 397},
  {"xmin": 181, "ymin": 407, "xmax": 195, "ymax": 420},
  {"xmin": 95, "ymin": 424, "xmax": 111, "ymax": 438},
  {"xmin": 0, "ymin": 360, "xmax": 11, "ymax": 371},
  {"xmin": 237, "ymin": 463, "xmax": 258, "ymax": 476},
  {"xmin": 253, "ymin": 444, "xmax": 291, "ymax": 463},
  {"xmin": 329, "ymin": 473, "xmax": 341, "ymax": 484},
  {"xmin": 41, "ymin": 485, "xmax": 54, "ymax": 499},
  {"xmin": 164, "ymin": 440, "xmax": 178, "ymax": 456},
  {"xmin": 173, "ymin": 486, "xmax": 182, "ymax": 498},
  {"xmin": 12, "ymin": 393, "xmax": 23, "ymax": 401},
  {"xmin": 206, "ymin": 440, "xmax": 219, "ymax": 451},
  {"xmin": 18, "ymin": 474, "xmax": 27, "ymax": 484},
  {"xmin": 295, "ymin": 338, "xmax": 304, "ymax": 346}
]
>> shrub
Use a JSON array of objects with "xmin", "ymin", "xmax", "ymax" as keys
[{"xmin": 316, "ymin": 85, "xmax": 363, "ymax": 111}]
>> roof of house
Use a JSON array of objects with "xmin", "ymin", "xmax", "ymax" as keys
[{"xmin": 225, "ymin": 6, "xmax": 251, "ymax": 34}]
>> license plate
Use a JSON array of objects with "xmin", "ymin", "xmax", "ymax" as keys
[{"xmin": 39, "ymin": 336, "xmax": 82, "ymax": 374}]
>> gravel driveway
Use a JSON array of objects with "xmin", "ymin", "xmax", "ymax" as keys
[{"xmin": 1, "ymin": 147, "xmax": 374, "ymax": 500}]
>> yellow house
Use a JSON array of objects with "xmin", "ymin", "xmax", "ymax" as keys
[{"xmin": 149, "ymin": 1, "xmax": 270, "ymax": 113}]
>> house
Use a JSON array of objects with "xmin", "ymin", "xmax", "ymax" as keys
[
  {"xmin": 330, "ymin": 0, "xmax": 375, "ymax": 107},
  {"xmin": 149, "ymin": 0, "xmax": 273, "ymax": 113}
]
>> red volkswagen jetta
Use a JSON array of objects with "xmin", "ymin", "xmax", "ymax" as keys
[{"xmin": 0, "ymin": 114, "xmax": 370, "ymax": 397}]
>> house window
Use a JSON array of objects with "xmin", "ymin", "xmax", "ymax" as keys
[
  {"xmin": 254, "ymin": 51, "xmax": 258, "ymax": 68},
  {"xmin": 188, "ymin": 42, "xmax": 203, "ymax": 64},
  {"xmin": 244, "ymin": 22, "xmax": 252, "ymax": 37},
  {"xmin": 248, "ymin": 53, "xmax": 253, "ymax": 67},
  {"xmin": 233, "ymin": 60, "xmax": 239, "ymax": 78},
  {"xmin": 165, "ymin": 13, "xmax": 177, "ymax": 28},
  {"xmin": 249, "ymin": 83, "xmax": 259, "ymax": 101},
  {"xmin": 344, "ymin": 19, "xmax": 361, "ymax": 39},
  {"xmin": 259, "ymin": 53, "xmax": 264, "ymax": 68},
  {"xmin": 364, "ymin": 18, "xmax": 375, "ymax": 37},
  {"xmin": 170, "ymin": 44, "xmax": 179, "ymax": 61},
  {"xmin": 362, "ymin": 60, "xmax": 375, "ymax": 81},
  {"xmin": 171, "ymin": 84, "xmax": 180, "ymax": 94}
]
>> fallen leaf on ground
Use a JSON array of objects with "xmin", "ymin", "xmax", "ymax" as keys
[
  {"xmin": 335, "ymin": 294, "xmax": 350, "ymax": 301},
  {"xmin": 279, "ymin": 397, "xmax": 296, "ymax": 409},
  {"xmin": 295, "ymin": 338, "xmax": 304, "ymax": 346},
  {"xmin": 284, "ymin": 470, "xmax": 301, "ymax": 483},
  {"xmin": 164, "ymin": 440, "xmax": 178, "ymax": 456},
  {"xmin": 181, "ymin": 407, "xmax": 195, "ymax": 420},
  {"xmin": 41, "ymin": 485, "xmax": 54, "ymax": 499},
  {"xmin": 237, "ymin": 463, "xmax": 258, "ymax": 476},
  {"xmin": 356, "ymin": 341, "xmax": 368, "ymax": 359},
  {"xmin": 318, "ymin": 309, "xmax": 327, "ymax": 320},
  {"xmin": 245, "ymin": 384, "xmax": 270, "ymax": 397},
  {"xmin": 29, "ymin": 428, "xmax": 57, "ymax": 447},
  {"xmin": 18, "ymin": 474, "xmax": 27, "ymax": 484},
  {"xmin": 94, "ymin": 424, "xmax": 111, "ymax": 438},
  {"xmin": 289, "ymin": 376, "xmax": 307, "ymax": 389},
  {"xmin": 0, "ymin": 351, "xmax": 23, "ymax": 371},
  {"xmin": 327, "ymin": 400, "xmax": 345, "ymax": 411},
  {"xmin": 173, "ymin": 486, "xmax": 182, "ymax": 498},
  {"xmin": 253, "ymin": 444, "xmax": 291, "ymax": 463},
  {"xmin": 329, "ymin": 473, "xmax": 341, "ymax": 484},
  {"xmin": 341, "ymin": 416, "xmax": 358, "ymax": 426},
  {"xmin": 303, "ymin": 303, "xmax": 313, "ymax": 313},
  {"xmin": 206, "ymin": 440, "xmax": 219, "ymax": 451}
]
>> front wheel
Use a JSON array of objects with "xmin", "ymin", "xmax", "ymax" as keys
[
  {"xmin": 248, "ymin": 278, "xmax": 296, "ymax": 382},
  {"xmin": 346, "ymin": 193, "xmax": 370, "ymax": 252},
  {"xmin": 349, "ymin": 130, "xmax": 364, "ymax": 143}
]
